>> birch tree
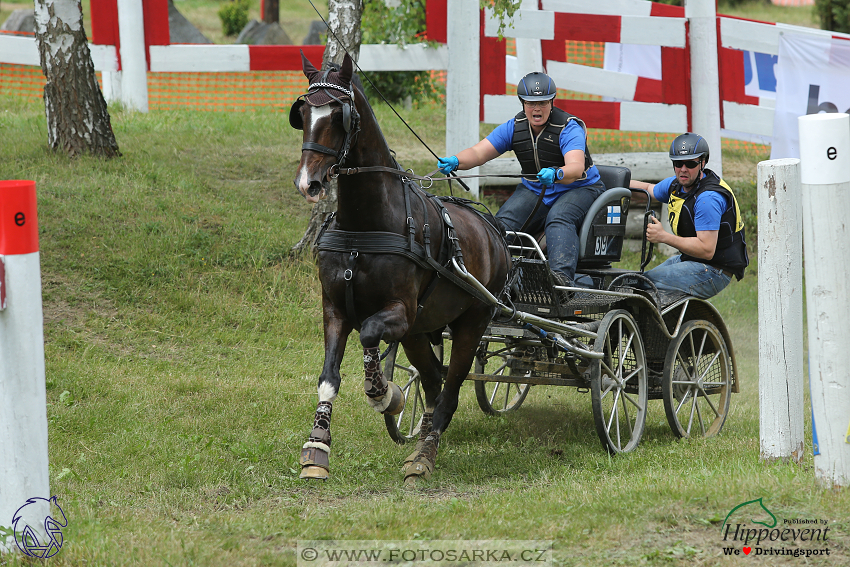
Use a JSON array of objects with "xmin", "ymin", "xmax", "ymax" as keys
[
  {"xmin": 291, "ymin": 0, "xmax": 363, "ymax": 256},
  {"xmin": 34, "ymin": 0, "xmax": 120, "ymax": 157}
]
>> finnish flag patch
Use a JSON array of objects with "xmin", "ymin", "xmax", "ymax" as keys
[{"xmin": 606, "ymin": 205, "xmax": 621, "ymax": 224}]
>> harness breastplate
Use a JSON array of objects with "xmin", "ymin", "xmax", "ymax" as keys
[{"xmin": 511, "ymin": 107, "xmax": 593, "ymax": 175}]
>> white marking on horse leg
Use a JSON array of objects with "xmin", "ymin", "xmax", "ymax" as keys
[{"xmin": 318, "ymin": 381, "xmax": 338, "ymax": 403}]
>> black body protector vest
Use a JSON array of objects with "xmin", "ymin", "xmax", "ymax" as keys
[
  {"xmin": 667, "ymin": 168, "xmax": 749, "ymax": 280},
  {"xmin": 511, "ymin": 107, "xmax": 593, "ymax": 177}
]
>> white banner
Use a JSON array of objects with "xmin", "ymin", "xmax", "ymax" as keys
[{"xmin": 772, "ymin": 32, "xmax": 850, "ymax": 159}]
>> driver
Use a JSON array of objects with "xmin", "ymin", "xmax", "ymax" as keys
[
  {"xmin": 629, "ymin": 133, "xmax": 749, "ymax": 299},
  {"xmin": 436, "ymin": 72, "xmax": 605, "ymax": 289}
]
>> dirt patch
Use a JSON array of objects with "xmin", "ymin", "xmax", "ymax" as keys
[{"xmin": 41, "ymin": 272, "xmax": 118, "ymax": 328}]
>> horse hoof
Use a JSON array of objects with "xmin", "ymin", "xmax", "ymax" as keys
[
  {"xmin": 300, "ymin": 465, "xmax": 329, "ymax": 480},
  {"xmin": 403, "ymin": 454, "xmax": 434, "ymax": 483},
  {"xmin": 401, "ymin": 443, "xmax": 424, "ymax": 473},
  {"xmin": 381, "ymin": 381, "xmax": 406, "ymax": 416}
]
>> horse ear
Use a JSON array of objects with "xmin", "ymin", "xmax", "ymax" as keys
[
  {"xmin": 301, "ymin": 50, "xmax": 320, "ymax": 82},
  {"xmin": 339, "ymin": 53, "xmax": 354, "ymax": 88}
]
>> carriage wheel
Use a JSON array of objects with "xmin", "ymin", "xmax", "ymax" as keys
[
  {"xmin": 662, "ymin": 320, "xmax": 732, "ymax": 439},
  {"xmin": 383, "ymin": 341, "xmax": 443, "ymax": 444},
  {"xmin": 473, "ymin": 341, "xmax": 531, "ymax": 415},
  {"xmin": 589, "ymin": 310, "xmax": 648, "ymax": 454}
]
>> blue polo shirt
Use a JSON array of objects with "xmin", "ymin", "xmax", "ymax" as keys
[
  {"xmin": 486, "ymin": 118, "xmax": 601, "ymax": 206},
  {"xmin": 653, "ymin": 175, "xmax": 727, "ymax": 231}
]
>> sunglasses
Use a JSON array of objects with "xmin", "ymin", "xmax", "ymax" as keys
[
  {"xmin": 673, "ymin": 159, "xmax": 701, "ymax": 169},
  {"xmin": 523, "ymin": 100, "xmax": 551, "ymax": 108}
]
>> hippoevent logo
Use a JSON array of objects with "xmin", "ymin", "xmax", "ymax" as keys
[
  {"xmin": 11, "ymin": 496, "xmax": 67, "ymax": 559},
  {"xmin": 720, "ymin": 498, "xmax": 831, "ymax": 558}
]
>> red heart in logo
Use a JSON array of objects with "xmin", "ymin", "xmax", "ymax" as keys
[{"xmin": 743, "ymin": 547, "xmax": 752, "ymax": 555}]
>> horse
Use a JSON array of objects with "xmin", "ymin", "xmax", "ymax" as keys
[{"xmin": 290, "ymin": 52, "xmax": 511, "ymax": 483}]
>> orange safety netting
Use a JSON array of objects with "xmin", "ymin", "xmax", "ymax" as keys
[{"xmin": 0, "ymin": 53, "xmax": 768, "ymax": 156}]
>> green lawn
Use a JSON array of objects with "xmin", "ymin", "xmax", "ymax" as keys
[{"xmin": 0, "ymin": 89, "xmax": 846, "ymax": 567}]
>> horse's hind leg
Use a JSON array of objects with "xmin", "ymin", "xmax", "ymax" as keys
[
  {"xmin": 396, "ymin": 333, "xmax": 444, "ymax": 472},
  {"xmin": 405, "ymin": 306, "xmax": 492, "ymax": 484},
  {"xmin": 300, "ymin": 302, "xmax": 352, "ymax": 480},
  {"xmin": 360, "ymin": 304, "xmax": 411, "ymax": 415}
]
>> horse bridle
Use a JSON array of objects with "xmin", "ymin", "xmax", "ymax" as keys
[{"xmin": 289, "ymin": 69, "xmax": 361, "ymax": 167}]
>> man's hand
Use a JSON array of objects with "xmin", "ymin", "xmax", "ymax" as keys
[
  {"xmin": 536, "ymin": 167, "xmax": 563, "ymax": 187},
  {"xmin": 437, "ymin": 156, "xmax": 459, "ymax": 174},
  {"xmin": 645, "ymin": 215, "xmax": 667, "ymax": 244}
]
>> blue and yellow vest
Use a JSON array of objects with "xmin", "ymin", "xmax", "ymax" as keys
[{"xmin": 666, "ymin": 168, "xmax": 749, "ymax": 279}]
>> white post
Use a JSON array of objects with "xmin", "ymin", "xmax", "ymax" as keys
[
  {"xmin": 117, "ymin": 0, "xmax": 149, "ymax": 112},
  {"xmin": 798, "ymin": 112, "xmax": 850, "ymax": 488},
  {"xmin": 684, "ymin": 0, "xmax": 722, "ymax": 177},
  {"xmin": 515, "ymin": 0, "xmax": 542, "ymax": 76},
  {"xmin": 0, "ymin": 181, "xmax": 50, "ymax": 552},
  {"xmin": 757, "ymin": 159, "xmax": 804, "ymax": 464},
  {"xmin": 101, "ymin": 71, "xmax": 123, "ymax": 105},
  {"xmin": 446, "ymin": 0, "xmax": 480, "ymax": 197}
]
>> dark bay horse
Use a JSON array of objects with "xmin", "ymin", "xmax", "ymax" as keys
[{"xmin": 290, "ymin": 52, "xmax": 511, "ymax": 483}]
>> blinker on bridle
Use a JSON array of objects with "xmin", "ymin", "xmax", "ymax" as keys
[{"xmin": 289, "ymin": 71, "xmax": 360, "ymax": 166}]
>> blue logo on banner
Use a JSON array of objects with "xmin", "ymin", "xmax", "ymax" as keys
[{"xmin": 12, "ymin": 496, "xmax": 67, "ymax": 558}]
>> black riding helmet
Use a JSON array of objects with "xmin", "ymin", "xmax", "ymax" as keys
[
  {"xmin": 669, "ymin": 132, "xmax": 710, "ymax": 164},
  {"xmin": 517, "ymin": 72, "xmax": 557, "ymax": 102}
]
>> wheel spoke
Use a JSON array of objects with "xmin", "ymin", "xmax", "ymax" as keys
[
  {"xmin": 686, "ymin": 389, "xmax": 698, "ymax": 435},
  {"xmin": 674, "ymin": 386, "xmax": 694, "ymax": 415},
  {"xmin": 687, "ymin": 333, "xmax": 697, "ymax": 367},
  {"xmin": 621, "ymin": 391, "xmax": 644, "ymax": 411},
  {"xmin": 695, "ymin": 395, "xmax": 706, "ymax": 435},
  {"xmin": 622, "ymin": 364, "xmax": 644, "ymax": 385},
  {"xmin": 675, "ymin": 353, "xmax": 694, "ymax": 381},
  {"xmin": 695, "ymin": 330, "xmax": 708, "ymax": 362},
  {"xmin": 697, "ymin": 351, "xmax": 722, "ymax": 383},
  {"xmin": 488, "ymin": 381, "xmax": 501, "ymax": 405},
  {"xmin": 619, "ymin": 332, "xmax": 636, "ymax": 377},
  {"xmin": 620, "ymin": 390, "xmax": 632, "ymax": 432},
  {"xmin": 696, "ymin": 384, "xmax": 721, "ymax": 417},
  {"xmin": 607, "ymin": 388, "xmax": 622, "ymax": 433}
]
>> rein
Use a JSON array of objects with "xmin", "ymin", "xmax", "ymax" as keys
[{"xmin": 329, "ymin": 164, "xmax": 538, "ymax": 187}]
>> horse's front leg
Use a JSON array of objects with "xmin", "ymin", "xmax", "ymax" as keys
[
  {"xmin": 300, "ymin": 300, "xmax": 352, "ymax": 480},
  {"xmin": 360, "ymin": 301, "xmax": 410, "ymax": 416}
]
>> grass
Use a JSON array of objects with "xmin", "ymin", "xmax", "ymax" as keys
[{"xmin": 0, "ymin": 90, "xmax": 847, "ymax": 567}]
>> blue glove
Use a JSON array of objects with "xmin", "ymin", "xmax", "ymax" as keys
[
  {"xmin": 537, "ymin": 167, "xmax": 564, "ymax": 187},
  {"xmin": 437, "ymin": 155, "xmax": 459, "ymax": 174}
]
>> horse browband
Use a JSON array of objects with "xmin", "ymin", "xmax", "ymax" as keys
[{"xmin": 308, "ymin": 82, "xmax": 353, "ymax": 99}]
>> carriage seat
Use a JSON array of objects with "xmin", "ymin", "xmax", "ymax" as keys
[{"xmin": 576, "ymin": 164, "xmax": 632, "ymax": 270}]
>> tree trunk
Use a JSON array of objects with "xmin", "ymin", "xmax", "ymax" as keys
[
  {"xmin": 34, "ymin": 0, "xmax": 120, "ymax": 158},
  {"xmin": 291, "ymin": 0, "xmax": 363, "ymax": 257},
  {"xmin": 262, "ymin": 0, "xmax": 279, "ymax": 24}
]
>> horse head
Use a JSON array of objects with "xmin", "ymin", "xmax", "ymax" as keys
[{"xmin": 290, "ymin": 52, "xmax": 361, "ymax": 204}]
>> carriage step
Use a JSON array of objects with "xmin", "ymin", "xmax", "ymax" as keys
[
  {"xmin": 467, "ymin": 373, "xmax": 586, "ymax": 388},
  {"xmin": 507, "ymin": 358, "xmax": 589, "ymax": 376}
]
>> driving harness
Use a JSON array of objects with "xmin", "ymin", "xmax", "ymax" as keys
[
  {"xmin": 315, "ymin": 176, "xmax": 506, "ymax": 325},
  {"xmin": 291, "ymin": 71, "xmax": 508, "ymax": 326}
]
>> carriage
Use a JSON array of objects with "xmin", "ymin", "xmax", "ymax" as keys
[{"xmin": 383, "ymin": 164, "xmax": 739, "ymax": 454}]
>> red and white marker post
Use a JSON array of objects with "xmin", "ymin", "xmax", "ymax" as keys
[{"xmin": 0, "ymin": 180, "xmax": 50, "ymax": 547}]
